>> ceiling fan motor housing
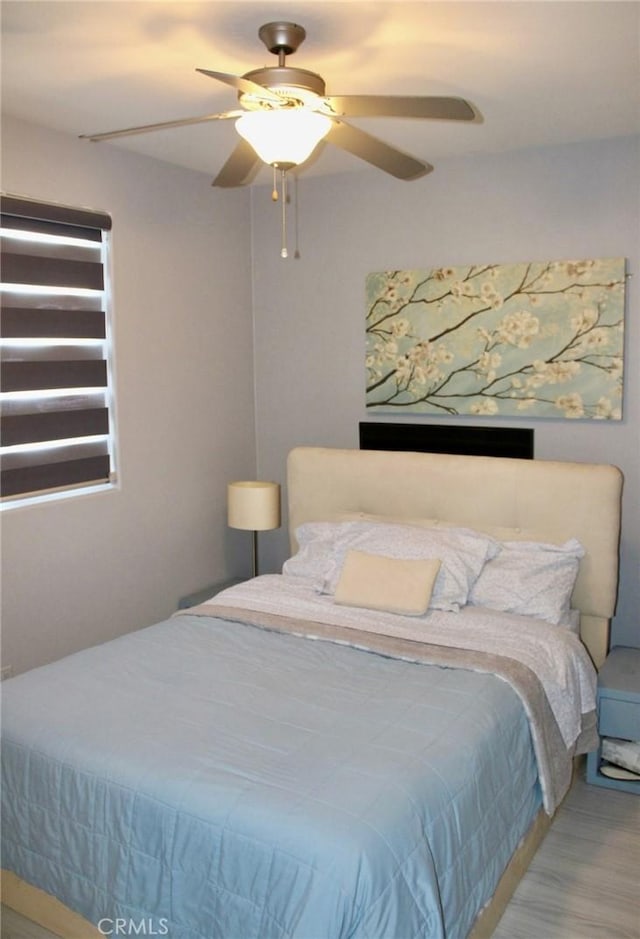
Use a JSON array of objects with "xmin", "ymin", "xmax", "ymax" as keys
[{"xmin": 241, "ymin": 67, "xmax": 326, "ymax": 105}]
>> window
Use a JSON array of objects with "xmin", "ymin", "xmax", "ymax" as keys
[{"xmin": 1, "ymin": 194, "xmax": 116, "ymax": 507}]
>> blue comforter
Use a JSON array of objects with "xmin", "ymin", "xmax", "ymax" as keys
[{"xmin": 2, "ymin": 612, "xmax": 540, "ymax": 939}]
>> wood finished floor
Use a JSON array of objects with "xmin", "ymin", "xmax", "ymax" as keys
[
  {"xmin": 1, "ymin": 775, "xmax": 638, "ymax": 939},
  {"xmin": 492, "ymin": 775, "xmax": 639, "ymax": 939}
]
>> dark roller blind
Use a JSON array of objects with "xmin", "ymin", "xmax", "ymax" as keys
[{"xmin": 1, "ymin": 194, "xmax": 115, "ymax": 501}]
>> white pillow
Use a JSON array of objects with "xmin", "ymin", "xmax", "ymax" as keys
[
  {"xmin": 317, "ymin": 521, "xmax": 497, "ymax": 612},
  {"xmin": 468, "ymin": 538, "xmax": 585, "ymax": 625},
  {"xmin": 334, "ymin": 551, "xmax": 442, "ymax": 616}
]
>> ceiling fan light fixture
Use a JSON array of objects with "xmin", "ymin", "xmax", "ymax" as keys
[{"xmin": 235, "ymin": 109, "xmax": 331, "ymax": 168}]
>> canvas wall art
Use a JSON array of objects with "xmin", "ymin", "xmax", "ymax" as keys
[{"xmin": 365, "ymin": 258, "xmax": 626, "ymax": 419}]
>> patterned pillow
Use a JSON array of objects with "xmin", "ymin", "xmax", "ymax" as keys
[
  {"xmin": 283, "ymin": 521, "xmax": 354, "ymax": 587},
  {"xmin": 468, "ymin": 538, "xmax": 585, "ymax": 625}
]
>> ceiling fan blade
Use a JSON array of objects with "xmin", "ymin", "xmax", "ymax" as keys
[
  {"xmin": 323, "ymin": 95, "xmax": 476, "ymax": 122},
  {"xmin": 212, "ymin": 138, "xmax": 262, "ymax": 188},
  {"xmin": 80, "ymin": 110, "xmax": 242, "ymax": 142},
  {"xmin": 196, "ymin": 68, "xmax": 282, "ymax": 103},
  {"xmin": 326, "ymin": 121, "xmax": 432, "ymax": 180}
]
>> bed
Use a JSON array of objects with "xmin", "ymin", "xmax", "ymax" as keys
[{"xmin": 1, "ymin": 446, "xmax": 623, "ymax": 939}]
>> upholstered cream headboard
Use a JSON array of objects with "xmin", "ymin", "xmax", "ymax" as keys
[{"xmin": 287, "ymin": 447, "xmax": 623, "ymax": 667}]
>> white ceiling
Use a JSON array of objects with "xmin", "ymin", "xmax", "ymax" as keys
[{"xmin": 2, "ymin": 1, "xmax": 639, "ymax": 187}]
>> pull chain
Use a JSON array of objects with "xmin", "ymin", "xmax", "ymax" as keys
[
  {"xmin": 293, "ymin": 173, "xmax": 301, "ymax": 259},
  {"xmin": 280, "ymin": 169, "xmax": 288, "ymax": 259},
  {"xmin": 270, "ymin": 165, "xmax": 293, "ymax": 260}
]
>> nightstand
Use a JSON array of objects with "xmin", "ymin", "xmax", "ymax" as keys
[
  {"xmin": 178, "ymin": 577, "xmax": 244, "ymax": 610},
  {"xmin": 586, "ymin": 646, "xmax": 640, "ymax": 794}
]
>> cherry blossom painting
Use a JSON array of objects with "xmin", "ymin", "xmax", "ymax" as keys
[{"xmin": 366, "ymin": 258, "xmax": 625, "ymax": 419}]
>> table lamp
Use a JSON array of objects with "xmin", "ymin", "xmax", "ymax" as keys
[{"xmin": 227, "ymin": 480, "xmax": 281, "ymax": 577}]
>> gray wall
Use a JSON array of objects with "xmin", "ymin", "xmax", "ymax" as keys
[
  {"xmin": 1, "ymin": 117, "xmax": 257, "ymax": 673},
  {"xmin": 251, "ymin": 135, "xmax": 640, "ymax": 648}
]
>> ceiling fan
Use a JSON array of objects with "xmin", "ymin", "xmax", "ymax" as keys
[{"xmin": 81, "ymin": 21, "xmax": 478, "ymax": 188}]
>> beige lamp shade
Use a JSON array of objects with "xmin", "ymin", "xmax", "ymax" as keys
[{"xmin": 227, "ymin": 481, "xmax": 281, "ymax": 532}]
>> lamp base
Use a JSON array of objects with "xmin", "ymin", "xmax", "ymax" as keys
[{"xmin": 252, "ymin": 529, "xmax": 258, "ymax": 578}]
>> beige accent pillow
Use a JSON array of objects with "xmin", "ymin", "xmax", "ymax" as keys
[{"xmin": 334, "ymin": 550, "xmax": 441, "ymax": 616}]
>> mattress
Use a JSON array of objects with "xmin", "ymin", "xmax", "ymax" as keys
[{"xmin": 1, "ymin": 577, "xmax": 594, "ymax": 939}]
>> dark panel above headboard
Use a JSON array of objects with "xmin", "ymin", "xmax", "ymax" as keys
[{"xmin": 359, "ymin": 422, "xmax": 534, "ymax": 459}]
